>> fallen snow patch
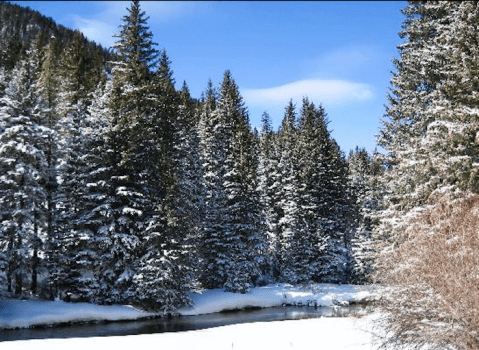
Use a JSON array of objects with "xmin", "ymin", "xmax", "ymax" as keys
[
  {"xmin": 0, "ymin": 299, "xmax": 155, "ymax": 330},
  {"xmin": 178, "ymin": 283, "xmax": 380, "ymax": 316}
]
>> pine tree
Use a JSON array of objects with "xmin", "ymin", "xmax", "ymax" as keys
[
  {"xmin": 50, "ymin": 30, "xmax": 96, "ymax": 299},
  {"xmin": 375, "ymin": 3, "xmax": 479, "ymax": 347},
  {"xmin": 378, "ymin": 1, "xmax": 479, "ymax": 213},
  {"xmin": 0, "ymin": 51, "xmax": 55, "ymax": 297},
  {"xmin": 2, "ymin": 34, "xmax": 26, "ymax": 71},
  {"xmin": 56, "ymin": 30, "xmax": 89, "ymax": 116},
  {"xmin": 219, "ymin": 70, "xmax": 261, "ymax": 292},
  {"xmin": 198, "ymin": 79, "xmax": 229, "ymax": 289},
  {"xmin": 53, "ymin": 77, "xmax": 112, "ymax": 303},
  {"xmin": 130, "ymin": 52, "xmax": 195, "ymax": 312},
  {"xmin": 99, "ymin": 0, "xmax": 160, "ymax": 303},
  {"xmin": 198, "ymin": 72, "xmax": 264, "ymax": 292},
  {"xmin": 33, "ymin": 36, "xmax": 64, "ymax": 297},
  {"xmin": 257, "ymin": 111, "xmax": 279, "ymax": 282},
  {"xmin": 347, "ymin": 147, "xmax": 382, "ymax": 283},
  {"xmin": 170, "ymin": 82, "xmax": 205, "ymax": 289},
  {"xmin": 276, "ymin": 100, "xmax": 302, "ymax": 283},
  {"xmin": 376, "ymin": 2, "xmax": 479, "ymax": 266}
]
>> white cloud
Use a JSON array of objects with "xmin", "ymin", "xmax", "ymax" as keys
[
  {"xmin": 242, "ymin": 79, "xmax": 374, "ymax": 109},
  {"xmin": 72, "ymin": 16, "xmax": 117, "ymax": 48}
]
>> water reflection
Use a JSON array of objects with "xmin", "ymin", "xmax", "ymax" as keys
[{"xmin": 0, "ymin": 304, "xmax": 369, "ymax": 342}]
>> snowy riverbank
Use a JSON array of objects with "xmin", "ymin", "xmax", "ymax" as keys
[
  {"xmin": 2, "ymin": 313, "xmax": 385, "ymax": 350},
  {"xmin": 0, "ymin": 283, "xmax": 381, "ymax": 330}
]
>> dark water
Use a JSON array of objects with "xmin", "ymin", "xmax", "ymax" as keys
[{"xmin": 0, "ymin": 304, "xmax": 368, "ymax": 342}]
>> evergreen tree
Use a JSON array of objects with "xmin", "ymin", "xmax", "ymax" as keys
[
  {"xmin": 100, "ymin": 0, "xmax": 160, "ymax": 303},
  {"xmin": 55, "ymin": 78, "xmax": 112, "ymax": 303},
  {"xmin": 130, "ymin": 52, "xmax": 194, "ymax": 312},
  {"xmin": 198, "ymin": 72, "xmax": 264, "ymax": 292},
  {"xmin": 52, "ymin": 31, "xmax": 94, "ymax": 299},
  {"xmin": 276, "ymin": 100, "xmax": 303, "ymax": 283},
  {"xmin": 218, "ymin": 70, "xmax": 261, "ymax": 292},
  {"xmin": 257, "ymin": 111, "xmax": 279, "ymax": 282},
  {"xmin": 2, "ymin": 34, "xmax": 26, "ymax": 71},
  {"xmin": 171, "ymin": 82, "xmax": 205, "ymax": 289},
  {"xmin": 198, "ymin": 78, "xmax": 230, "ymax": 289},
  {"xmin": 347, "ymin": 147, "xmax": 382, "ymax": 283},
  {"xmin": 56, "ymin": 30, "xmax": 89, "ymax": 115},
  {"xmin": 0, "ymin": 50, "xmax": 54, "ymax": 297},
  {"xmin": 378, "ymin": 1, "xmax": 479, "ymax": 213}
]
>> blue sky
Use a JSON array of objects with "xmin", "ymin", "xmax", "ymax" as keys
[{"xmin": 13, "ymin": 1, "xmax": 406, "ymax": 153}]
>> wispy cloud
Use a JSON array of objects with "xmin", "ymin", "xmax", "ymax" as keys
[
  {"xmin": 300, "ymin": 44, "xmax": 384, "ymax": 81},
  {"xmin": 70, "ymin": 1, "xmax": 213, "ymax": 49},
  {"xmin": 242, "ymin": 79, "xmax": 374, "ymax": 109},
  {"xmin": 72, "ymin": 15, "xmax": 117, "ymax": 48}
]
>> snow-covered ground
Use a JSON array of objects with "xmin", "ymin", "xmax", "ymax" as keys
[
  {"xmin": 0, "ymin": 283, "xmax": 385, "ymax": 349},
  {"xmin": 0, "ymin": 283, "xmax": 381, "ymax": 329},
  {"xmin": 2, "ymin": 313, "xmax": 384, "ymax": 350}
]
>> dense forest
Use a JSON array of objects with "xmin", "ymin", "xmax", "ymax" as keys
[
  {"xmin": 0, "ymin": 1, "xmax": 379, "ymax": 311},
  {"xmin": 1, "ymin": 1, "xmax": 478, "ymax": 348}
]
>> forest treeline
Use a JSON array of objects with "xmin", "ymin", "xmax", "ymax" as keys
[{"xmin": 0, "ymin": 1, "xmax": 379, "ymax": 312}]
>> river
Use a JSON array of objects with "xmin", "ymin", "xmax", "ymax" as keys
[{"xmin": 0, "ymin": 304, "xmax": 369, "ymax": 342}]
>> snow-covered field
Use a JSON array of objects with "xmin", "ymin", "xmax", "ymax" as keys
[{"xmin": 0, "ymin": 283, "xmax": 385, "ymax": 349}]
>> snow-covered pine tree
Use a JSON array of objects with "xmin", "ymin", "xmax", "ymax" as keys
[
  {"xmin": 275, "ymin": 98, "xmax": 350, "ymax": 284},
  {"xmin": 197, "ymin": 79, "xmax": 233, "ymax": 289},
  {"xmin": 52, "ymin": 76, "xmax": 112, "ymax": 303},
  {"xmin": 379, "ymin": 1, "xmax": 479, "ymax": 213},
  {"xmin": 55, "ymin": 30, "xmax": 90, "ymax": 116},
  {"xmin": 198, "ymin": 72, "xmax": 264, "ymax": 293},
  {"xmin": 0, "ymin": 50, "xmax": 55, "ymax": 297},
  {"xmin": 376, "ymin": 3, "xmax": 479, "ymax": 348},
  {"xmin": 218, "ymin": 70, "xmax": 261, "ymax": 293},
  {"xmin": 0, "ymin": 66, "xmax": 7, "ymax": 297},
  {"xmin": 130, "ymin": 52, "xmax": 195, "ymax": 312},
  {"xmin": 314, "ymin": 124, "xmax": 350, "ymax": 283},
  {"xmin": 377, "ymin": 1, "xmax": 479, "ymax": 260},
  {"xmin": 49, "ymin": 30, "xmax": 97, "ymax": 300},
  {"xmin": 197, "ymin": 77, "xmax": 226, "ymax": 291},
  {"xmin": 257, "ymin": 111, "xmax": 279, "ymax": 282},
  {"xmin": 31, "ymin": 35, "xmax": 68, "ymax": 298},
  {"xmin": 276, "ymin": 100, "xmax": 303, "ymax": 283},
  {"xmin": 347, "ymin": 147, "xmax": 382, "ymax": 283},
  {"xmin": 100, "ymin": 0, "xmax": 160, "ymax": 303},
  {"xmin": 167, "ymin": 81, "xmax": 205, "ymax": 290},
  {"xmin": 292, "ymin": 98, "xmax": 330, "ymax": 283}
]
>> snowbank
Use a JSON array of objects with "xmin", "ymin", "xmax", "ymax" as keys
[
  {"xmin": 0, "ymin": 283, "xmax": 381, "ymax": 330},
  {"xmin": 0, "ymin": 298, "xmax": 156, "ymax": 330},
  {"xmin": 178, "ymin": 283, "xmax": 380, "ymax": 316}
]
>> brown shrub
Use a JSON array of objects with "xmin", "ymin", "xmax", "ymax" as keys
[{"xmin": 376, "ymin": 194, "xmax": 479, "ymax": 349}]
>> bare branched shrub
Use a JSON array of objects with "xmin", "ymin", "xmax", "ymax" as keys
[{"xmin": 376, "ymin": 194, "xmax": 479, "ymax": 349}]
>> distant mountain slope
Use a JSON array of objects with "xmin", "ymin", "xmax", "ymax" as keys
[{"xmin": 0, "ymin": 1, "xmax": 115, "ymax": 72}]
